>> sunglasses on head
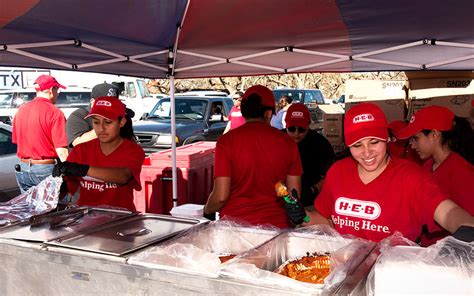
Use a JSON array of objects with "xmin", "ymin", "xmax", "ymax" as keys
[{"xmin": 287, "ymin": 126, "xmax": 306, "ymax": 133}]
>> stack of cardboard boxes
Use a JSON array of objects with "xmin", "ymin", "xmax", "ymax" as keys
[
  {"xmin": 317, "ymin": 73, "xmax": 474, "ymax": 152},
  {"xmin": 318, "ymin": 104, "xmax": 345, "ymax": 153},
  {"xmin": 406, "ymin": 72, "xmax": 474, "ymax": 127},
  {"xmin": 344, "ymin": 79, "xmax": 408, "ymax": 123}
]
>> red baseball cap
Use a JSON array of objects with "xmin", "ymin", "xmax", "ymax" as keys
[
  {"xmin": 242, "ymin": 85, "xmax": 275, "ymax": 109},
  {"xmin": 344, "ymin": 103, "xmax": 389, "ymax": 147},
  {"xmin": 387, "ymin": 120, "xmax": 406, "ymax": 138},
  {"xmin": 85, "ymin": 96, "xmax": 126, "ymax": 120},
  {"xmin": 285, "ymin": 103, "xmax": 311, "ymax": 129},
  {"xmin": 34, "ymin": 74, "xmax": 66, "ymax": 91},
  {"xmin": 398, "ymin": 105, "xmax": 454, "ymax": 139}
]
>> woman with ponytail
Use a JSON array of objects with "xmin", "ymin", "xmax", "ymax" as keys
[{"xmin": 398, "ymin": 105, "xmax": 474, "ymax": 246}]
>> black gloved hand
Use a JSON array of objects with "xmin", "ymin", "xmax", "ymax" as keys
[
  {"xmin": 52, "ymin": 161, "xmax": 89, "ymax": 177},
  {"xmin": 283, "ymin": 201, "xmax": 307, "ymax": 225},
  {"xmin": 203, "ymin": 212, "xmax": 216, "ymax": 221},
  {"xmin": 452, "ymin": 225, "xmax": 474, "ymax": 243}
]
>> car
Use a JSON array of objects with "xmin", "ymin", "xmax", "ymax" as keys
[
  {"xmin": 0, "ymin": 123, "xmax": 20, "ymax": 201},
  {"xmin": 0, "ymin": 87, "xmax": 92, "ymax": 124},
  {"xmin": 272, "ymin": 88, "xmax": 328, "ymax": 125},
  {"xmin": 333, "ymin": 94, "xmax": 345, "ymax": 106},
  {"xmin": 133, "ymin": 96, "xmax": 234, "ymax": 154},
  {"xmin": 272, "ymin": 88, "xmax": 326, "ymax": 109},
  {"xmin": 176, "ymin": 90, "xmax": 229, "ymax": 97}
]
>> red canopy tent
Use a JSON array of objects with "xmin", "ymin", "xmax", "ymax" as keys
[{"xmin": 1, "ymin": 0, "xmax": 473, "ymax": 203}]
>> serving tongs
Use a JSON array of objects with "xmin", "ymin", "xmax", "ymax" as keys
[{"xmin": 29, "ymin": 207, "xmax": 89, "ymax": 229}]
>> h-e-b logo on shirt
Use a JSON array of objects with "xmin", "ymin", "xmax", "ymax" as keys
[{"xmin": 335, "ymin": 197, "xmax": 381, "ymax": 220}]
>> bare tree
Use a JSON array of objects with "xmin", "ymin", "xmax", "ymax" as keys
[{"xmin": 148, "ymin": 72, "xmax": 406, "ymax": 99}]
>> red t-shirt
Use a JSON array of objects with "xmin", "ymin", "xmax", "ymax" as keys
[
  {"xmin": 228, "ymin": 106, "xmax": 245, "ymax": 130},
  {"xmin": 315, "ymin": 156, "xmax": 448, "ymax": 242},
  {"xmin": 388, "ymin": 140, "xmax": 423, "ymax": 166},
  {"xmin": 67, "ymin": 138, "xmax": 145, "ymax": 211},
  {"xmin": 12, "ymin": 97, "xmax": 67, "ymax": 159},
  {"xmin": 420, "ymin": 152, "xmax": 474, "ymax": 246},
  {"xmin": 215, "ymin": 121, "xmax": 302, "ymax": 228}
]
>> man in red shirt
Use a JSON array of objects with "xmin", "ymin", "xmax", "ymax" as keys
[
  {"xmin": 223, "ymin": 91, "xmax": 245, "ymax": 133},
  {"xmin": 12, "ymin": 74, "xmax": 68, "ymax": 193},
  {"xmin": 204, "ymin": 85, "xmax": 303, "ymax": 228}
]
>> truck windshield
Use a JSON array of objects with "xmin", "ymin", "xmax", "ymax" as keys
[
  {"xmin": 149, "ymin": 98, "xmax": 207, "ymax": 120},
  {"xmin": 272, "ymin": 89, "xmax": 325, "ymax": 105},
  {"xmin": 55, "ymin": 92, "xmax": 91, "ymax": 107},
  {"xmin": 9, "ymin": 91, "xmax": 91, "ymax": 108},
  {"xmin": 0, "ymin": 93, "xmax": 13, "ymax": 108},
  {"xmin": 272, "ymin": 90, "xmax": 304, "ymax": 103}
]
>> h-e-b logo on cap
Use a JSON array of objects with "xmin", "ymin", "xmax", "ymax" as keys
[
  {"xmin": 353, "ymin": 113, "xmax": 374, "ymax": 124},
  {"xmin": 96, "ymin": 100, "xmax": 112, "ymax": 107},
  {"xmin": 291, "ymin": 111, "xmax": 304, "ymax": 118}
]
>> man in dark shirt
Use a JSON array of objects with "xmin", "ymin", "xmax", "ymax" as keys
[
  {"xmin": 284, "ymin": 103, "xmax": 335, "ymax": 207},
  {"xmin": 66, "ymin": 83, "xmax": 119, "ymax": 147}
]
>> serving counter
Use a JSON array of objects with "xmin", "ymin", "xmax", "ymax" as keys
[
  {"xmin": 0, "ymin": 238, "xmax": 375, "ymax": 295},
  {"xmin": 0, "ymin": 209, "xmax": 377, "ymax": 295}
]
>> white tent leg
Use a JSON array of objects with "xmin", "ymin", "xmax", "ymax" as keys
[{"xmin": 170, "ymin": 76, "xmax": 178, "ymax": 208}]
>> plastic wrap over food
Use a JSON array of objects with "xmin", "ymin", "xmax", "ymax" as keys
[
  {"xmin": 219, "ymin": 225, "xmax": 375, "ymax": 294},
  {"xmin": 0, "ymin": 176, "xmax": 62, "ymax": 228},
  {"xmin": 366, "ymin": 234, "xmax": 474, "ymax": 296},
  {"xmin": 127, "ymin": 218, "xmax": 280, "ymax": 277}
]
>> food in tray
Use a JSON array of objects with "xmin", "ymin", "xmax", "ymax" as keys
[
  {"xmin": 218, "ymin": 254, "xmax": 236, "ymax": 263},
  {"xmin": 277, "ymin": 252, "xmax": 331, "ymax": 284}
]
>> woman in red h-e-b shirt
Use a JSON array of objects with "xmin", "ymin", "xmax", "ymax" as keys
[
  {"xmin": 53, "ymin": 96, "xmax": 145, "ymax": 211},
  {"xmin": 307, "ymin": 103, "xmax": 474, "ymax": 244},
  {"xmin": 397, "ymin": 105, "xmax": 474, "ymax": 246}
]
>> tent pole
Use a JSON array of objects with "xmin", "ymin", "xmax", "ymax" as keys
[{"xmin": 170, "ymin": 76, "xmax": 178, "ymax": 208}]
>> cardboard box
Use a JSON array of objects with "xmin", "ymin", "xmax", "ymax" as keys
[
  {"xmin": 345, "ymin": 80, "xmax": 408, "ymax": 123},
  {"xmin": 318, "ymin": 104, "xmax": 345, "ymax": 152},
  {"xmin": 408, "ymin": 78, "xmax": 474, "ymax": 127},
  {"xmin": 405, "ymin": 70, "xmax": 474, "ymax": 80}
]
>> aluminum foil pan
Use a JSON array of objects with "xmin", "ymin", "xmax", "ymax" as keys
[
  {"xmin": 220, "ymin": 229, "xmax": 375, "ymax": 294},
  {"xmin": 128, "ymin": 221, "xmax": 280, "ymax": 278}
]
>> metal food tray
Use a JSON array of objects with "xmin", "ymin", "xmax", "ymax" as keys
[
  {"xmin": 0, "ymin": 207, "xmax": 134, "ymax": 243},
  {"xmin": 177, "ymin": 223, "xmax": 279, "ymax": 255},
  {"xmin": 220, "ymin": 231, "xmax": 376, "ymax": 295},
  {"xmin": 45, "ymin": 214, "xmax": 203, "ymax": 256},
  {"xmin": 128, "ymin": 223, "xmax": 279, "ymax": 277}
]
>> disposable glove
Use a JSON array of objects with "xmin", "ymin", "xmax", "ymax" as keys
[
  {"xmin": 203, "ymin": 212, "xmax": 216, "ymax": 221},
  {"xmin": 53, "ymin": 161, "xmax": 89, "ymax": 177},
  {"xmin": 284, "ymin": 200, "xmax": 307, "ymax": 225},
  {"xmin": 452, "ymin": 225, "xmax": 474, "ymax": 243}
]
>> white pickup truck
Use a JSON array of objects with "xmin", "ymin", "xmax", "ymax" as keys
[
  {"xmin": 113, "ymin": 77, "xmax": 159, "ymax": 121},
  {"xmin": 0, "ymin": 68, "xmax": 158, "ymax": 123},
  {"xmin": 0, "ymin": 86, "xmax": 92, "ymax": 124},
  {"xmin": 0, "ymin": 78, "xmax": 158, "ymax": 124}
]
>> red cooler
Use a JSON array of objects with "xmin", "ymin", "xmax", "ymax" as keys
[{"xmin": 134, "ymin": 142, "xmax": 216, "ymax": 214}]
